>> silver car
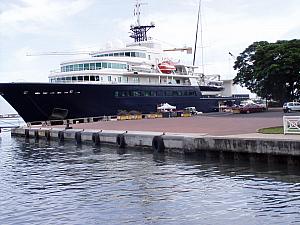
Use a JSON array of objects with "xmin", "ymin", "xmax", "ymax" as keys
[{"xmin": 283, "ymin": 102, "xmax": 300, "ymax": 113}]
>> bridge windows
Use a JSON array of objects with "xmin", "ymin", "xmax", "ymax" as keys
[
  {"xmin": 84, "ymin": 63, "xmax": 89, "ymax": 70},
  {"xmin": 94, "ymin": 51, "xmax": 147, "ymax": 58},
  {"xmin": 61, "ymin": 62, "xmax": 126, "ymax": 72}
]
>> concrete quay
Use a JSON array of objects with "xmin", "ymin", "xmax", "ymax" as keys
[{"xmin": 10, "ymin": 109, "xmax": 300, "ymax": 164}]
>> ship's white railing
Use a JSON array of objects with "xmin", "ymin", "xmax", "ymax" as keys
[{"xmin": 283, "ymin": 116, "xmax": 300, "ymax": 134}]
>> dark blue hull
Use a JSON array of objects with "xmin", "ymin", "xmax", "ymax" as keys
[{"xmin": 0, "ymin": 83, "xmax": 222, "ymax": 122}]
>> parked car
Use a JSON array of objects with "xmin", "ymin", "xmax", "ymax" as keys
[
  {"xmin": 232, "ymin": 103, "xmax": 266, "ymax": 114},
  {"xmin": 184, "ymin": 107, "xmax": 201, "ymax": 115},
  {"xmin": 283, "ymin": 102, "xmax": 300, "ymax": 113}
]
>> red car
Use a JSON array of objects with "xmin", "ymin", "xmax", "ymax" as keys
[{"xmin": 232, "ymin": 103, "xmax": 266, "ymax": 114}]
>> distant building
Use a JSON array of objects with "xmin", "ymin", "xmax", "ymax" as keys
[{"xmin": 221, "ymin": 79, "xmax": 256, "ymax": 98}]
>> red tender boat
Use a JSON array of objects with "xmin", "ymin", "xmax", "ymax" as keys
[{"xmin": 158, "ymin": 61, "xmax": 176, "ymax": 74}]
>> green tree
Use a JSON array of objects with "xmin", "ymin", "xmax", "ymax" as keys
[{"xmin": 233, "ymin": 39, "xmax": 300, "ymax": 103}]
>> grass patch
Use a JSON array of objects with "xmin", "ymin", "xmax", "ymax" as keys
[{"xmin": 258, "ymin": 126, "xmax": 284, "ymax": 134}]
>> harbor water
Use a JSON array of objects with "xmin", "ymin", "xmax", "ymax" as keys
[{"xmin": 0, "ymin": 132, "xmax": 300, "ymax": 225}]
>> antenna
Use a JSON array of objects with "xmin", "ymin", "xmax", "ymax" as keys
[
  {"xmin": 193, "ymin": 0, "xmax": 204, "ymax": 75},
  {"xmin": 130, "ymin": 0, "xmax": 155, "ymax": 42},
  {"xmin": 26, "ymin": 51, "xmax": 91, "ymax": 56}
]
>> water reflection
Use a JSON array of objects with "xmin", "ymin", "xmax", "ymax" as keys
[{"xmin": 0, "ymin": 133, "xmax": 299, "ymax": 225}]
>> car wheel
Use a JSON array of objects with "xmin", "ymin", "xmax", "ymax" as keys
[{"xmin": 288, "ymin": 108, "xmax": 291, "ymax": 113}]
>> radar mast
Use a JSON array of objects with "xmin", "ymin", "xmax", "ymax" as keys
[{"xmin": 130, "ymin": 0, "xmax": 155, "ymax": 42}]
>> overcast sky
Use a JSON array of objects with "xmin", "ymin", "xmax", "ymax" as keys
[{"xmin": 0, "ymin": 0, "xmax": 299, "ymax": 113}]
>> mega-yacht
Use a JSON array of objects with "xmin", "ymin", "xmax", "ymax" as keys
[{"xmin": 0, "ymin": 1, "xmax": 231, "ymax": 123}]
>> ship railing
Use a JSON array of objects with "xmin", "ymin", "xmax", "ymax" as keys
[{"xmin": 0, "ymin": 114, "xmax": 20, "ymax": 118}]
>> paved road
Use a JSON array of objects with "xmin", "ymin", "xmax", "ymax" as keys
[{"xmin": 67, "ymin": 108, "xmax": 300, "ymax": 136}]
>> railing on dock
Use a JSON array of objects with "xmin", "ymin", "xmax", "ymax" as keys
[
  {"xmin": 27, "ymin": 115, "xmax": 117, "ymax": 127},
  {"xmin": 283, "ymin": 116, "xmax": 300, "ymax": 134}
]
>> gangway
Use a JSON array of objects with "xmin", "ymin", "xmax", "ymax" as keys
[{"xmin": 0, "ymin": 116, "xmax": 24, "ymax": 132}]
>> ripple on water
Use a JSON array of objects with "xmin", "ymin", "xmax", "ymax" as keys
[{"xmin": 0, "ymin": 133, "xmax": 300, "ymax": 225}]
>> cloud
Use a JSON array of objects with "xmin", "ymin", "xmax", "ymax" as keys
[{"xmin": 0, "ymin": 0, "xmax": 94, "ymax": 36}]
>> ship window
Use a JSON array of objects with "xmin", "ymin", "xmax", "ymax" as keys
[
  {"xmin": 102, "ymin": 62, "xmax": 107, "ymax": 68},
  {"xmin": 95, "ymin": 76, "xmax": 99, "ymax": 81},
  {"xmin": 172, "ymin": 91, "xmax": 178, "ymax": 96},
  {"xmin": 114, "ymin": 91, "xmax": 119, "ymax": 97},
  {"xmin": 165, "ymin": 91, "xmax": 172, "ymax": 96},
  {"xmin": 144, "ymin": 91, "xmax": 151, "ymax": 96},
  {"xmin": 79, "ymin": 64, "xmax": 83, "ymax": 71},
  {"xmin": 104, "ymin": 54, "xmax": 108, "ymax": 57},
  {"xmin": 150, "ymin": 91, "xmax": 156, "ymax": 96},
  {"xmin": 121, "ymin": 91, "xmax": 127, "ymax": 97},
  {"xmin": 108, "ymin": 76, "xmax": 112, "ymax": 82},
  {"xmin": 50, "ymin": 92, "xmax": 55, "ymax": 95},
  {"xmin": 84, "ymin": 63, "xmax": 89, "ymax": 70},
  {"xmin": 112, "ymin": 63, "xmax": 118, "ymax": 69},
  {"xmin": 133, "ymin": 77, "xmax": 139, "ymax": 83},
  {"xmin": 78, "ymin": 76, "xmax": 83, "ymax": 81},
  {"xmin": 90, "ymin": 76, "xmax": 95, "ymax": 81},
  {"xmin": 72, "ymin": 76, "xmax": 77, "ymax": 81},
  {"xmin": 64, "ymin": 91, "xmax": 69, "ymax": 94},
  {"xmin": 101, "ymin": 77, "xmax": 103, "ymax": 81},
  {"xmin": 66, "ymin": 77, "xmax": 71, "ymax": 81},
  {"xmin": 42, "ymin": 92, "xmax": 48, "ymax": 95},
  {"xmin": 76, "ymin": 91, "xmax": 81, "ymax": 94},
  {"xmin": 140, "ymin": 52, "xmax": 146, "ymax": 58},
  {"xmin": 69, "ymin": 65, "xmax": 74, "ymax": 71},
  {"xmin": 57, "ymin": 92, "xmax": 62, "ymax": 94},
  {"xmin": 66, "ymin": 66, "xmax": 70, "ymax": 72},
  {"xmin": 113, "ymin": 53, "xmax": 119, "ymax": 57},
  {"xmin": 96, "ymin": 63, "xmax": 101, "ymax": 70},
  {"xmin": 131, "ymin": 52, "xmax": 136, "ymax": 57},
  {"xmin": 108, "ymin": 63, "xmax": 112, "ymax": 68},
  {"xmin": 90, "ymin": 63, "xmax": 95, "ymax": 70},
  {"xmin": 84, "ymin": 76, "xmax": 89, "ymax": 81},
  {"xmin": 136, "ymin": 52, "xmax": 140, "ymax": 57},
  {"xmin": 125, "ymin": 52, "xmax": 130, "ymax": 57},
  {"xmin": 120, "ymin": 52, "xmax": 125, "ymax": 56},
  {"xmin": 69, "ymin": 90, "xmax": 74, "ymax": 94},
  {"xmin": 133, "ymin": 91, "xmax": 141, "ymax": 96},
  {"xmin": 148, "ymin": 55, "xmax": 151, "ymax": 60},
  {"xmin": 189, "ymin": 91, "xmax": 196, "ymax": 96},
  {"xmin": 109, "ymin": 53, "xmax": 113, "ymax": 56},
  {"xmin": 156, "ymin": 91, "xmax": 163, "ymax": 96},
  {"xmin": 74, "ymin": 64, "xmax": 79, "ymax": 71},
  {"xmin": 23, "ymin": 91, "xmax": 29, "ymax": 95}
]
